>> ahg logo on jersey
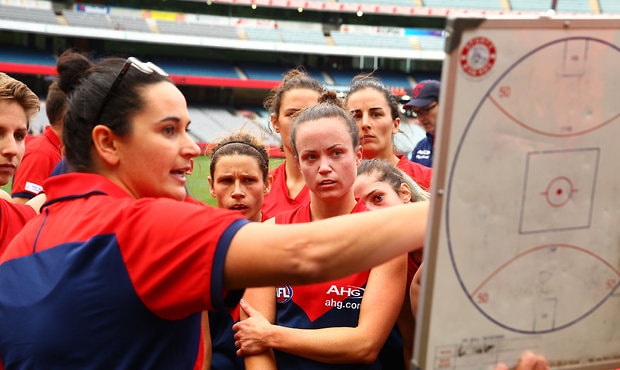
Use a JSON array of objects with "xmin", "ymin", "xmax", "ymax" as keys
[
  {"xmin": 324, "ymin": 285, "xmax": 365, "ymax": 310},
  {"xmin": 276, "ymin": 286, "xmax": 293, "ymax": 304},
  {"xmin": 415, "ymin": 149, "xmax": 431, "ymax": 160},
  {"xmin": 326, "ymin": 285, "xmax": 365, "ymax": 299}
]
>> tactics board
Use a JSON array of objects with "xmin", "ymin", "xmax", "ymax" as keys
[{"xmin": 413, "ymin": 14, "xmax": 620, "ymax": 370}]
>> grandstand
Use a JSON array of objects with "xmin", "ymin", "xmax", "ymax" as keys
[
  {"xmin": 0, "ymin": 0, "xmax": 615, "ymax": 152},
  {"xmin": 0, "ymin": 4, "xmax": 59, "ymax": 24}
]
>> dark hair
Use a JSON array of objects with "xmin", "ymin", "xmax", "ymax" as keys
[
  {"xmin": 357, "ymin": 158, "xmax": 430, "ymax": 202},
  {"xmin": 0, "ymin": 72, "xmax": 40, "ymax": 125},
  {"xmin": 59, "ymin": 52, "xmax": 171, "ymax": 172},
  {"xmin": 209, "ymin": 131, "xmax": 270, "ymax": 183},
  {"xmin": 346, "ymin": 72, "xmax": 400, "ymax": 121},
  {"xmin": 56, "ymin": 49, "xmax": 92, "ymax": 97},
  {"xmin": 290, "ymin": 90, "xmax": 359, "ymax": 159},
  {"xmin": 45, "ymin": 81, "xmax": 66, "ymax": 128},
  {"xmin": 263, "ymin": 67, "xmax": 323, "ymax": 117}
]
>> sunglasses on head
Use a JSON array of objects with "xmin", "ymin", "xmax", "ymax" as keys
[{"xmin": 94, "ymin": 57, "xmax": 169, "ymax": 124}]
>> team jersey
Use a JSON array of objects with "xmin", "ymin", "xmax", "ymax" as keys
[
  {"xmin": 395, "ymin": 156, "xmax": 429, "ymax": 281},
  {"xmin": 208, "ymin": 306, "xmax": 243, "ymax": 370},
  {"xmin": 50, "ymin": 156, "xmax": 70, "ymax": 176},
  {"xmin": 410, "ymin": 133, "xmax": 434, "ymax": 168},
  {"xmin": 396, "ymin": 154, "xmax": 433, "ymax": 191},
  {"xmin": 261, "ymin": 163, "xmax": 310, "ymax": 216},
  {"xmin": 207, "ymin": 207, "xmax": 270, "ymax": 370},
  {"xmin": 0, "ymin": 199, "xmax": 36, "ymax": 255},
  {"xmin": 0, "ymin": 172, "xmax": 249, "ymax": 369},
  {"xmin": 273, "ymin": 201, "xmax": 381, "ymax": 370},
  {"xmin": 11, "ymin": 126, "xmax": 62, "ymax": 199}
]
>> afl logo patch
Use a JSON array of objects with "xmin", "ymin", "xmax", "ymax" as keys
[
  {"xmin": 459, "ymin": 36, "xmax": 496, "ymax": 77},
  {"xmin": 276, "ymin": 286, "xmax": 293, "ymax": 304}
]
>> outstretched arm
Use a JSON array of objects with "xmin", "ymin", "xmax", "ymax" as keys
[{"xmin": 223, "ymin": 201, "xmax": 428, "ymax": 289}]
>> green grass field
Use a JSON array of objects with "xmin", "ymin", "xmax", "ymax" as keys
[{"xmin": 2, "ymin": 156, "xmax": 284, "ymax": 207}]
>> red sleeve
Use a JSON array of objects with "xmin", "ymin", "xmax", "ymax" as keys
[
  {"xmin": 397, "ymin": 157, "xmax": 433, "ymax": 191},
  {"xmin": 11, "ymin": 149, "xmax": 61, "ymax": 199},
  {"xmin": 416, "ymin": 164, "xmax": 433, "ymax": 191},
  {"xmin": 0, "ymin": 200, "xmax": 37, "ymax": 256},
  {"xmin": 118, "ymin": 199, "xmax": 249, "ymax": 319}
]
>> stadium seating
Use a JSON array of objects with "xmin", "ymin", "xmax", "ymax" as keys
[
  {"xmin": 414, "ymin": 35, "xmax": 446, "ymax": 51},
  {"xmin": 422, "ymin": 0, "xmax": 504, "ymax": 11},
  {"xmin": 63, "ymin": 11, "xmax": 113, "ymax": 29},
  {"xmin": 0, "ymin": 4, "xmax": 59, "ymax": 24},
  {"xmin": 329, "ymin": 69, "xmax": 363, "ymax": 88},
  {"xmin": 155, "ymin": 19, "xmax": 239, "ymax": 39},
  {"xmin": 339, "ymin": 0, "xmax": 414, "ymax": 6},
  {"xmin": 599, "ymin": 0, "xmax": 620, "ymax": 13},
  {"xmin": 327, "ymin": 69, "xmax": 413, "ymax": 92},
  {"xmin": 188, "ymin": 106, "xmax": 281, "ymax": 146},
  {"xmin": 158, "ymin": 59, "xmax": 241, "ymax": 79},
  {"xmin": 306, "ymin": 68, "xmax": 330, "ymax": 85},
  {"xmin": 0, "ymin": 46, "xmax": 57, "ymax": 66},
  {"xmin": 372, "ymin": 70, "xmax": 416, "ymax": 89},
  {"xmin": 239, "ymin": 63, "xmax": 287, "ymax": 81},
  {"xmin": 280, "ymin": 28, "xmax": 328, "ymax": 45},
  {"xmin": 554, "ymin": 0, "xmax": 595, "ymax": 13},
  {"xmin": 509, "ymin": 0, "xmax": 556, "ymax": 12},
  {"xmin": 108, "ymin": 14, "xmax": 152, "ymax": 32},
  {"xmin": 412, "ymin": 72, "xmax": 442, "ymax": 84},
  {"xmin": 242, "ymin": 26, "xmax": 282, "ymax": 42},
  {"xmin": 509, "ymin": 0, "xmax": 593, "ymax": 13},
  {"xmin": 330, "ymin": 31, "xmax": 413, "ymax": 49},
  {"xmin": 5, "ymin": 0, "xmax": 613, "ymax": 149}
]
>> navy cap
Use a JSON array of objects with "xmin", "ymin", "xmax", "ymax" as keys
[{"xmin": 405, "ymin": 80, "xmax": 440, "ymax": 108}]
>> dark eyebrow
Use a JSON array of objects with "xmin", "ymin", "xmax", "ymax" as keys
[
  {"xmin": 327, "ymin": 143, "xmax": 346, "ymax": 151},
  {"xmin": 0, "ymin": 126, "xmax": 28, "ymax": 134},
  {"xmin": 156, "ymin": 117, "xmax": 192, "ymax": 129},
  {"xmin": 157, "ymin": 116, "xmax": 181, "ymax": 124},
  {"xmin": 300, "ymin": 148, "xmax": 317, "ymax": 155},
  {"xmin": 366, "ymin": 188, "xmax": 380, "ymax": 199}
]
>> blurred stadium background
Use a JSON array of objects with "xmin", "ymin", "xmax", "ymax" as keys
[{"xmin": 1, "ymin": 0, "xmax": 616, "ymax": 156}]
